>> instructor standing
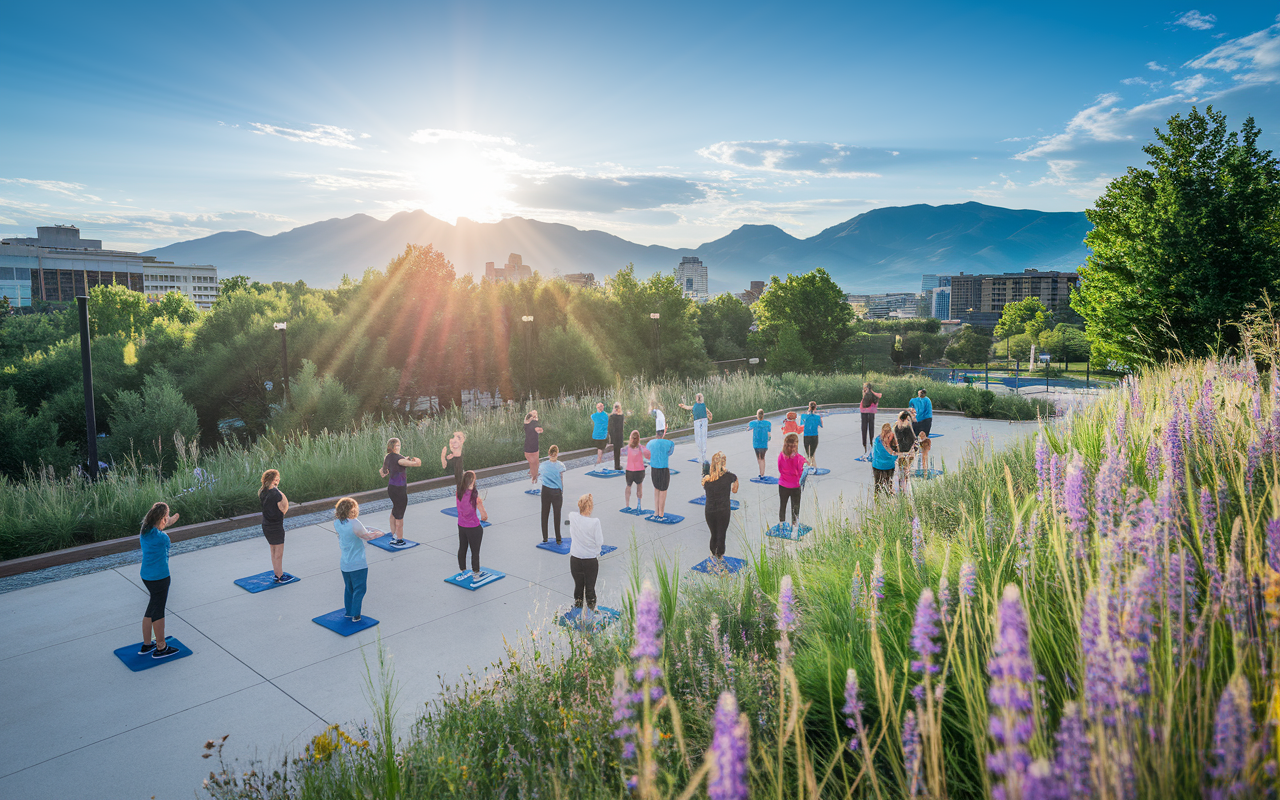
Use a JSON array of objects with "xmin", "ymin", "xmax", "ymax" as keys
[
  {"xmin": 679, "ymin": 393, "xmax": 712, "ymax": 464},
  {"xmin": 608, "ymin": 402, "xmax": 626, "ymax": 471}
]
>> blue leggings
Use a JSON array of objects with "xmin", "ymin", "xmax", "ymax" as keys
[{"xmin": 342, "ymin": 568, "xmax": 368, "ymax": 618}]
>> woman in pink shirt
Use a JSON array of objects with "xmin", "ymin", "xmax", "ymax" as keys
[
  {"xmin": 776, "ymin": 433, "xmax": 810, "ymax": 526},
  {"xmin": 860, "ymin": 382, "xmax": 882, "ymax": 453},
  {"xmin": 622, "ymin": 430, "xmax": 651, "ymax": 511}
]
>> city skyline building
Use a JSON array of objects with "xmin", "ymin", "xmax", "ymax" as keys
[
  {"xmin": 675, "ymin": 256, "xmax": 709, "ymax": 304},
  {"xmin": 942, "ymin": 268, "xmax": 1079, "ymax": 328},
  {"xmin": 484, "ymin": 253, "xmax": 533, "ymax": 283}
]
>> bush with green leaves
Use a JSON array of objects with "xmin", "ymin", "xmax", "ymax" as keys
[{"xmin": 103, "ymin": 369, "xmax": 200, "ymax": 476}]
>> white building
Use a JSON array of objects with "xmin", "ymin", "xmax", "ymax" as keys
[
  {"xmin": 143, "ymin": 265, "xmax": 220, "ymax": 309},
  {"xmin": 675, "ymin": 256, "xmax": 708, "ymax": 304}
]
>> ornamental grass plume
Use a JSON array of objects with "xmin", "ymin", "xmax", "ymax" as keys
[
  {"xmin": 707, "ymin": 692, "xmax": 749, "ymax": 800},
  {"xmin": 1208, "ymin": 675, "xmax": 1254, "ymax": 799},
  {"xmin": 959, "ymin": 559, "xmax": 977, "ymax": 604},
  {"xmin": 1064, "ymin": 452, "xmax": 1089, "ymax": 546},
  {"xmin": 911, "ymin": 516, "xmax": 925, "ymax": 572},
  {"xmin": 987, "ymin": 585, "xmax": 1036, "ymax": 800},
  {"xmin": 902, "ymin": 709, "xmax": 922, "ymax": 799}
]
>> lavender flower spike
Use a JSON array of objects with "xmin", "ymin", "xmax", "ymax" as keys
[
  {"xmin": 911, "ymin": 516, "xmax": 925, "ymax": 572},
  {"xmin": 902, "ymin": 709, "xmax": 922, "ymax": 799},
  {"xmin": 987, "ymin": 585, "xmax": 1035, "ymax": 799},
  {"xmin": 708, "ymin": 692, "xmax": 750, "ymax": 800},
  {"xmin": 1035, "ymin": 435, "xmax": 1050, "ymax": 502},
  {"xmin": 959, "ymin": 559, "xmax": 977, "ymax": 603},
  {"xmin": 843, "ymin": 668, "xmax": 866, "ymax": 752},
  {"xmin": 911, "ymin": 588, "xmax": 942, "ymax": 675},
  {"xmin": 630, "ymin": 580, "xmax": 662, "ymax": 661},
  {"xmin": 776, "ymin": 575, "xmax": 796, "ymax": 633},
  {"xmin": 1208, "ymin": 675, "xmax": 1254, "ymax": 799},
  {"xmin": 1267, "ymin": 519, "xmax": 1280, "ymax": 574},
  {"xmin": 1064, "ymin": 452, "xmax": 1089, "ymax": 543},
  {"xmin": 1052, "ymin": 702, "xmax": 1092, "ymax": 797}
]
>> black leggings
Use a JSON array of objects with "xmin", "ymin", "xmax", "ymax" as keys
[
  {"xmin": 861, "ymin": 413, "xmax": 876, "ymax": 449},
  {"xmin": 778, "ymin": 486, "xmax": 802, "ymax": 524},
  {"xmin": 611, "ymin": 435, "xmax": 624, "ymax": 471},
  {"xmin": 457, "ymin": 525, "xmax": 483, "ymax": 571},
  {"xmin": 912, "ymin": 418, "xmax": 933, "ymax": 437},
  {"xmin": 804, "ymin": 435, "xmax": 818, "ymax": 458},
  {"xmin": 705, "ymin": 508, "xmax": 731, "ymax": 557},
  {"xmin": 541, "ymin": 487, "xmax": 563, "ymax": 543},
  {"xmin": 143, "ymin": 576, "xmax": 170, "ymax": 621},
  {"xmin": 387, "ymin": 484, "xmax": 408, "ymax": 520},
  {"xmin": 570, "ymin": 555, "xmax": 599, "ymax": 609}
]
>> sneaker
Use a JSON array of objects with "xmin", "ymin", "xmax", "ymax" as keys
[
  {"xmin": 391, "ymin": 539, "xmax": 407, "ymax": 547},
  {"xmin": 273, "ymin": 573, "xmax": 296, "ymax": 584},
  {"xmin": 152, "ymin": 644, "xmax": 180, "ymax": 659},
  {"xmin": 139, "ymin": 642, "xmax": 156, "ymax": 655},
  {"xmin": 350, "ymin": 616, "xmax": 361, "ymax": 623},
  {"xmin": 472, "ymin": 570, "xmax": 484, "ymax": 581},
  {"xmin": 555, "ymin": 539, "xmax": 562, "ymax": 546}
]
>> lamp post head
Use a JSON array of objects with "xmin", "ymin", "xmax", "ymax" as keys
[
  {"xmin": 521, "ymin": 316, "xmax": 534, "ymax": 322},
  {"xmin": 274, "ymin": 322, "xmax": 287, "ymax": 330},
  {"xmin": 649, "ymin": 313, "xmax": 660, "ymax": 320}
]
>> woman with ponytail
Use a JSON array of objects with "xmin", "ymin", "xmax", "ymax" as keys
[
  {"xmin": 139, "ymin": 502, "xmax": 181, "ymax": 658},
  {"xmin": 259, "ymin": 469, "xmax": 295, "ymax": 584},
  {"xmin": 700, "ymin": 451, "xmax": 739, "ymax": 570}
]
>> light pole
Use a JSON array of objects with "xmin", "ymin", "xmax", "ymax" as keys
[
  {"xmin": 274, "ymin": 322, "xmax": 290, "ymax": 409},
  {"xmin": 77, "ymin": 296, "xmax": 99, "ymax": 480},
  {"xmin": 749, "ymin": 357, "xmax": 759, "ymax": 377},
  {"xmin": 650, "ymin": 312, "xmax": 661, "ymax": 375},
  {"xmin": 521, "ymin": 315, "xmax": 534, "ymax": 399}
]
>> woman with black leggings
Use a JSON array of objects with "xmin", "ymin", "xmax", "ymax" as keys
[
  {"xmin": 776, "ymin": 433, "xmax": 809, "ymax": 526},
  {"xmin": 139, "ymin": 502, "xmax": 181, "ymax": 659},
  {"xmin": 860, "ymin": 382, "xmax": 882, "ymax": 453},
  {"xmin": 539, "ymin": 445, "xmax": 567, "ymax": 544},
  {"xmin": 380, "ymin": 438, "xmax": 421, "ymax": 547},
  {"xmin": 701, "ymin": 452, "xmax": 739, "ymax": 571},
  {"xmin": 456, "ymin": 470, "xmax": 488, "ymax": 580}
]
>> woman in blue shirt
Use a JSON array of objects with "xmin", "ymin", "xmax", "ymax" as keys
[
  {"xmin": 333, "ymin": 498, "xmax": 383, "ymax": 622},
  {"xmin": 139, "ymin": 502, "xmax": 181, "ymax": 658},
  {"xmin": 800, "ymin": 401, "xmax": 824, "ymax": 468},
  {"xmin": 646, "ymin": 431, "xmax": 676, "ymax": 519},
  {"xmin": 539, "ymin": 445, "xmax": 568, "ymax": 545},
  {"xmin": 909, "ymin": 389, "xmax": 934, "ymax": 437},
  {"xmin": 748, "ymin": 409, "xmax": 772, "ymax": 478},
  {"xmin": 590, "ymin": 402, "xmax": 609, "ymax": 466},
  {"xmin": 870, "ymin": 423, "xmax": 902, "ymax": 497}
]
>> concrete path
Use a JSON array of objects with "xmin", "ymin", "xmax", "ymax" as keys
[{"xmin": 0, "ymin": 410, "xmax": 1039, "ymax": 799}]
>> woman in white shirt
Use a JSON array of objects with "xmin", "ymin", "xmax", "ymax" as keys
[{"xmin": 565, "ymin": 493, "xmax": 604, "ymax": 612}]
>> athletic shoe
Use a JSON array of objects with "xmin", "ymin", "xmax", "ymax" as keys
[
  {"xmin": 139, "ymin": 642, "xmax": 156, "ymax": 654},
  {"xmin": 472, "ymin": 571, "xmax": 484, "ymax": 581},
  {"xmin": 391, "ymin": 539, "xmax": 407, "ymax": 547},
  {"xmin": 273, "ymin": 573, "xmax": 296, "ymax": 584},
  {"xmin": 351, "ymin": 616, "xmax": 361, "ymax": 623},
  {"xmin": 152, "ymin": 644, "xmax": 180, "ymax": 659},
  {"xmin": 555, "ymin": 539, "xmax": 562, "ymax": 546}
]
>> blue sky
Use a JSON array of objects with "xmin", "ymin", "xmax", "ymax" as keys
[{"xmin": 2, "ymin": 1, "xmax": 1278, "ymax": 253}]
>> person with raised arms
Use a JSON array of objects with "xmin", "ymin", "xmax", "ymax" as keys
[
  {"xmin": 748, "ymin": 409, "xmax": 772, "ymax": 478},
  {"xmin": 622, "ymin": 429, "xmax": 650, "ymax": 511},
  {"xmin": 539, "ymin": 445, "xmax": 567, "ymax": 545},
  {"xmin": 441, "ymin": 431, "xmax": 466, "ymax": 488},
  {"xmin": 379, "ymin": 438, "xmax": 421, "ymax": 547},
  {"xmin": 522, "ymin": 410, "xmax": 544, "ymax": 484},
  {"xmin": 608, "ymin": 402, "xmax": 626, "ymax": 471},
  {"xmin": 701, "ymin": 452, "xmax": 739, "ymax": 572},
  {"xmin": 259, "ymin": 469, "xmax": 295, "ymax": 584},
  {"xmin": 909, "ymin": 388, "xmax": 934, "ymax": 438},
  {"xmin": 455, "ymin": 470, "xmax": 489, "ymax": 581},
  {"xmin": 332, "ymin": 498, "xmax": 383, "ymax": 623},
  {"xmin": 860, "ymin": 382, "xmax": 882, "ymax": 454},
  {"xmin": 565, "ymin": 493, "xmax": 605, "ymax": 616},
  {"xmin": 646, "ymin": 429, "xmax": 675, "ymax": 519},
  {"xmin": 138, "ymin": 502, "xmax": 181, "ymax": 658},
  {"xmin": 799, "ymin": 400, "xmax": 823, "ymax": 468},
  {"xmin": 590, "ymin": 402, "xmax": 609, "ymax": 466},
  {"xmin": 650, "ymin": 403, "xmax": 666, "ymax": 438},
  {"xmin": 776, "ymin": 433, "xmax": 810, "ymax": 527},
  {"xmin": 679, "ymin": 393, "xmax": 712, "ymax": 464}
]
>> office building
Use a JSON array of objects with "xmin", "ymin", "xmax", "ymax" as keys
[
  {"xmin": 864, "ymin": 292, "xmax": 919, "ymax": 319},
  {"xmin": 562, "ymin": 272, "xmax": 597, "ymax": 288},
  {"xmin": 943, "ymin": 268, "xmax": 1078, "ymax": 328},
  {"xmin": 929, "ymin": 286, "xmax": 951, "ymax": 319},
  {"xmin": 484, "ymin": 253, "xmax": 533, "ymax": 283},
  {"xmin": 735, "ymin": 280, "xmax": 766, "ymax": 304},
  {"xmin": 675, "ymin": 256, "xmax": 709, "ymax": 304},
  {"xmin": 0, "ymin": 225, "xmax": 218, "ymax": 308}
]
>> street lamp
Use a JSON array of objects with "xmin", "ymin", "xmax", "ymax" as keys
[
  {"xmin": 274, "ymin": 322, "xmax": 290, "ymax": 409},
  {"xmin": 76, "ymin": 296, "xmax": 99, "ymax": 479},
  {"xmin": 748, "ymin": 357, "xmax": 759, "ymax": 377},
  {"xmin": 520, "ymin": 316, "xmax": 534, "ymax": 399},
  {"xmin": 650, "ymin": 313, "xmax": 661, "ymax": 375}
]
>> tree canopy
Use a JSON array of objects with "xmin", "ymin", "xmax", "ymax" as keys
[{"xmin": 753, "ymin": 268, "xmax": 852, "ymax": 370}]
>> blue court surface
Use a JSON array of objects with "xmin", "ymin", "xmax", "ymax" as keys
[
  {"xmin": 619, "ymin": 506, "xmax": 652, "ymax": 516},
  {"xmin": 368, "ymin": 534, "xmax": 419, "ymax": 552},
  {"xmin": 690, "ymin": 556, "xmax": 748, "ymax": 576},
  {"xmin": 766, "ymin": 523, "xmax": 813, "ymax": 540},
  {"xmin": 444, "ymin": 569, "xmax": 507, "ymax": 590},
  {"xmin": 913, "ymin": 468, "xmax": 946, "ymax": 479},
  {"xmin": 233, "ymin": 571, "xmax": 300, "ymax": 593},
  {"xmin": 536, "ymin": 538, "xmax": 618, "ymax": 556},
  {"xmin": 312, "ymin": 610, "xmax": 379, "ymax": 636},
  {"xmin": 586, "ymin": 469, "xmax": 624, "ymax": 478},
  {"xmin": 805, "ymin": 467, "xmax": 831, "ymax": 476},
  {"xmin": 439, "ymin": 508, "xmax": 492, "ymax": 526},
  {"xmin": 114, "ymin": 637, "xmax": 194, "ymax": 672},
  {"xmin": 750, "ymin": 475, "xmax": 779, "ymax": 484},
  {"xmin": 525, "ymin": 488, "xmax": 541, "ymax": 496},
  {"xmin": 688, "ymin": 497, "xmax": 741, "ymax": 510},
  {"xmin": 645, "ymin": 513, "xmax": 684, "ymax": 525},
  {"xmin": 557, "ymin": 606, "xmax": 622, "ymax": 631}
]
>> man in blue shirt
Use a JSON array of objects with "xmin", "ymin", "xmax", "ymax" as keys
[
  {"xmin": 909, "ymin": 389, "xmax": 934, "ymax": 438},
  {"xmin": 646, "ymin": 431, "xmax": 675, "ymax": 519},
  {"xmin": 679, "ymin": 393, "xmax": 712, "ymax": 463},
  {"xmin": 799, "ymin": 400, "xmax": 823, "ymax": 468},
  {"xmin": 590, "ymin": 402, "xmax": 609, "ymax": 465},
  {"xmin": 747, "ymin": 409, "xmax": 772, "ymax": 478}
]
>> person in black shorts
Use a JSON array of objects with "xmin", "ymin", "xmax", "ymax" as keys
[
  {"xmin": 523, "ymin": 410, "xmax": 543, "ymax": 484},
  {"xmin": 441, "ymin": 431, "xmax": 466, "ymax": 488},
  {"xmin": 622, "ymin": 430, "xmax": 650, "ymax": 511},
  {"xmin": 701, "ymin": 452, "xmax": 739, "ymax": 573},
  {"xmin": 647, "ymin": 430, "xmax": 675, "ymax": 519},
  {"xmin": 259, "ymin": 469, "xmax": 296, "ymax": 584},
  {"xmin": 380, "ymin": 438, "xmax": 421, "ymax": 547},
  {"xmin": 608, "ymin": 402, "xmax": 626, "ymax": 471}
]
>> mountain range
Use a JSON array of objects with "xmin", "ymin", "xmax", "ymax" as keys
[{"xmin": 143, "ymin": 201, "xmax": 1092, "ymax": 294}]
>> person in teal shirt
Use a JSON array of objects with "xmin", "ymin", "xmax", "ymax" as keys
[
  {"xmin": 909, "ymin": 389, "xmax": 934, "ymax": 438},
  {"xmin": 590, "ymin": 402, "xmax": 609, "ymax": 465},
  {"xmin": 799, "ymin": 400, "xmax": 823, "ymax": 467},
  {"xmin": 747, "ymin": 408, "xmax": 772, "ymax": 477},
  {"xmin": 679, "ymin": 393, "xmax": 712, "ymax": 463},
  {"xmin": 333, "ymin": 497, "xmax": 383, "ymax": 621},
  {"xmin": 138, "ymin": 502, "xmax": 181, "ymax": 658},
  {"xmin": 646, "ymin": 431, "xmax": 676, "ymax": 519},
  {"xmin": 870, "ymin": 422, "xmax": 900, "ymax": 497}
]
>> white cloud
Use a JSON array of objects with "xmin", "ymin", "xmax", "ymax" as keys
[
  {"xmin": 509, "ymin": 174, "xmax": 707, "ymax": 212},
  {"xmin": 1028, "ymin": 160, "xmax": 1112, "ymax": 199},
  {"xmin": 1170, "ymin": 73, "xmax": 1213, "ymax": 94},
  {"xmin": 1147, "ymin": 61, "xmax": 1171, "ymax": 73},
  {"xmin": 289, "ymin": 169, "xmax": 412, "ymax": 191},
  {"xmin": 1185, "ymin": 21, "xmax": 1280, "ymax": 83},
  {"xmin": 697, "ymin": 140, "xmax": 891, "ymax": 178},
  {"xmin": 408, "ymin": 128, "xmax": 517, "ymax": 146},
  {"xmin": 1173, "ymin": 11, "xmax": 1217, "ymax": 31},
  {"xmin": 249, "ymin": 123, "xmax": 365, "ymax": 149},
  {"xmin": 0, "ymin": 178, "xmax": 101, "ymax": 201}
]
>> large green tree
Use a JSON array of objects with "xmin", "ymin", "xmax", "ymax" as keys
[
  {"xmin": 697, "ymin": 293, "xmax": 754, "ymax": 362},
  {"xmin": 993, "ymin": 297, "xmax": 1048, "ymax": 340},
  {"xmin": 753, "ymin": 268, "xmax": 852, "ymax": 369},
  {"xmin": 1073, "ymin": 106, "xmax": 1280, "ymax": 368}
]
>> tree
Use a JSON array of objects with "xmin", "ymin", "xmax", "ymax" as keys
[
  {"xmin": 1073, "ymin": 106, "xmax": 1280, "ymax": 369},
  {"xmin": 88, "ymin": 283, "xmax": 152, "ymax": 338},
  {"xmin": 993, "ymin": 297, "xmax": 1048, "ymax": 340},
  {"xmin": 1007, "ymin": 333, "xmax": 1035, "ymax": 362},
  {"xmin": 0, "ymin": 387, "xmax": 74, "ymax": 479},
  {"xmin": 753, "ymin": 268, "xmax": 853, "ymax": 370},
  {"xmin": 153, "ymin": 291, "xmax": 199, "ymax": 324},
  {"xmin": 217, "ymin": 275, "xmax": 253, "ymax": 299},
  {"xmin": 103, "ymin": 369, "xmax": 200, "ymax": 475},
  {"xmin": 698, "ymin": 293, "xmax": 754, "ymax": 362},
  {"xmin": 766, "ymin": 322, "xmax": 813, "ymax": 374},
  {"xmin": 1039, "ymin": 323, "xmax": 1091, "ymax": 363},
  {"xmin": 270, "ymin": 360, "xmax": 359, "ymax": 436},
  {"xmin": 944, "ymin": 327, "xmax": 994, "ymax": 365}
]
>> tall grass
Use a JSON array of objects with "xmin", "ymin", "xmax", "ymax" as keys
[{"xmin": 0, "ymin": 371, "xmax": 1050, "ymax": 560}]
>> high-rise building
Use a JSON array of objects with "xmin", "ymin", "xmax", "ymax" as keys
[
  {"xmin": 864, "ymin": 292, "xmax": 919, "ymax": 319},
  {"xmin": 675, "ymin": 256, "xmax": 709, "ymax": 304},
  {"xmin": 484, "ymin": 253, "xmax": 533, "ymax": 283},
  {"xmin": 562, "ymin": 272, "xmax": 596, "ymax": 288},
  {"xmin": 941, "ymin": 268, "xmax": 1079, "ymax": 328},
  {"xmin": 921, "ymin": 274, "xmax": 952, "ymax": 293},
  {"xmin": 929, "ymin": 286, "xmax": 951, "ymax": 319},
  {"xmin": 735, "ymin": 279, "xmax": 766, "ymax": 304},
  {"xmin": 0, "ymin": 225, "xmax": 219, "ymax": 308}
]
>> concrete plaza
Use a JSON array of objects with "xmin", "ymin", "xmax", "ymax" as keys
[{"xmin": 0, "ymin": 410, "xmax": 1039, "ymax": 799}]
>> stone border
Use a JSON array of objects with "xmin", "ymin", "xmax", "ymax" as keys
[{"xmin": 0, "ymin": 404, "xmax": 963, "ymax": 578}]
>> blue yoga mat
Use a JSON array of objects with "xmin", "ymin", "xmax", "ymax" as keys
[
  {"xmin": 586, "ymin": 469, "xmax": 624, "ymax": 478},
  {"xmin": 750, "ymin": 475, "xmax": 779, "ymax": 484},
  {"xmin": 645, "ymin": 513, "xmax": 684, "ymax": 525},
  {"xmin": 928, "ymin": 433, "xmax": 943, "ymax": 438},
  {"xmin": 368, "ymin": 533, "xmax": 419, "ymax": 552},
  {"xmin": 669, "ymin": 469, "xmax": 680, "ymax": 475},
  {"xmin": 913, "ymin": 468, "xmax": 945, "ymax": 479},
  {"xmin": 853, "ymin": 454, "xmax": 872, "ymax": 463},
  {"xmin": 688, "ymin": 497, "xmax": 741, "ymax": 510},
  {"xmin": 439, "ymin": 508, "xmax": 492, "ymax": 527},
  {"xmin": 688, "ymin": 458, "xmax": 703, "ymax": 463},
  {"xmin": 557, "ymin": 606, "xmax": 621, "ymax": 631},
  {"xmin": 525, "ymin": 488, "xmax": 541, "ymax": 496},
  {"xmin": 690, "ymin": 556, "xmax": 748, "ymax": 576},
  {"xmin": 114, "ymin": 637, "xmax": 194, "ymax": 672},
  {"xmin": 312, "ymin": 610, "xmax": 379, "ymax": 636},
  {"xmin": 805, "ymin": 467, "xmax": 831, "ymax": 476},
  {"xmin": 536, "ymin": 538, "xmax": 618, "ymax": 556},
  {"xmin": 766, "ymin": 523, "xmax": 813, "ymax": 540},
  {"xmin": 233, "ymin": 571, "xmax": 299, "ymax": 593},
  {"xmin": 444, "ymin": 569, "xmax": 507, "ymax": 590},
  {"xmin": 619, "ymin": 506, "xmax": 651, "ymax": 516}
]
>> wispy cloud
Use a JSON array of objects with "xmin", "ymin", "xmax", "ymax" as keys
[
  {"xmin": 1147, "ymin": 61, "xmax": 1171, "ymax": 73},
  {"xmin": 697, "ymin": 140, "xmax": 893, "ymax": 178},
  {"xmin": 249, "ymin": 123, "xmax": 366, "ymax": 149},
  {"xmin": 1185, "ymin": 21, "xmax": 1280, "ymax": 83},
  {"xmin": 289, "ymin": 169, "xmax": 412, "ymax": 191},
  {"xmin": 0, "ymin": 178, "xmax": 101, "ymax": 201},
  {"xmin": 408, "ymin": 128, "xmax": 517, "ymax": 146},
  {"xmin": 1173, "ymin": 10, "xmax": 1217, "ymax": 31}
]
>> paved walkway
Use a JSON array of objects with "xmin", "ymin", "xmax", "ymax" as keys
[{"xmin": 0, "ymin": 411, "xmax": 1039, "ymax": 799}]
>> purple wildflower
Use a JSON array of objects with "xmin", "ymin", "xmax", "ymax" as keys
[
  {"xmin": 1112, "ymin": 402, "xmax": 1128, "ymax": 452},
  {"xmin": 1251, "ymin": 389, "xmax": 1263, "ymax": 425},
  {"xmin": 1200, "ymin": 486, "xmax": 1217, "ymax": 536},
  {"xmin": 1145, "ymin": 438, "xmax": 1161, "ymax": 481},
  {"xmin": 707, "ymin": 692, "xmax": 749, "ymax": 800},
  {"xmin": 1064, "ymin": 453, "xmax": 1090, "ymax": 550},
  {"xmin": 1050, "ymin": 453, "xmax": 1065, "ymax": 511},
  {"xmin": 1268, "ymin": 520, "xmax": 1280, "ymax": 574},
  {"xmin": 870, "ymin": 551, "xmax": 886, "ymax": 615},
  {"xmin": 776, "ymin": 574, "xmax": 795, "ymax": 633},
  {"xmin": 988, "ymin": 586, "xmax": 1036, "ymax": 800},
  {"xmin": 851, "ymin": 563, "xmax": 865, "ymax": 614},
  {"xmin": 911, "ymin": 589, "xmax": 942, "ymax": 676},
  {"xmin": 959, "ymin": 560, "xmax": 977, "ymax": 603},
  {"xmin": 1120, "ymin": 566, "xmax": 1154, "ymax": 696},
  {"xmin": 843, "ymin": 669, "xmax": 865, "ymax": 751},
  {"xmin": 611, "ymin": 667, "xmax": 638, "ymax": 759},
  {"xmin": 911, "ymin": 516, "xmax": 925, "ymax": 572},
  {"xmin": 1080, "ymin": 587, "xmax": 1117, "ymax": 723},
  {"xmin": 1223, "ymin": 543, "xmax": 1248, "ymax": 637},
  {"xmin": 1195, "ymin": 378, "xmax": 1217, "ymax": 447},
  {"xmin": 1093, "ymin": 438, "xmax": 1126, "ymax": 540},
  {"xmin": 1163, "ymin": 415, "xmax": 1185, "ymax": 491},
  {"xmin": 1208, "ymin": 676, "xmax": 1254, "ymax": 800},
  {"xmin": 902, "ymin": 709, "xmax": 922, "ymax": 799},
  {"xmin": 1035, "ymin": 436, "xmax": 1050, "ymax": 502},
  {"xmin": 1052, "ymin": 702, "xmax": 1093, "ymax": 797},
  {"xmin": 1246, "ymin": 436, "xmax": 1262, "ymax": 489},
  {"xmin": 631, "ymin": 581, "xmax": 662, "ymax": 661}
]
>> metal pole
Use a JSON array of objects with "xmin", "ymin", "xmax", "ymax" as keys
[
  {"xmin": 280, "ymin": 327, "xmax": 290, "ymax": 408},
  {"xmin": 76, "ymin": 296, "xmax": 99, "ymax": 480},
  {"xmin": 1086, "ymin": 360, "xmax": 1090, "ymax": 390},
  {"xmin": 1014, "ymin": 360, "xmax": 1020, "ymax": 394},
  {"xmin": 984, "ymin": 353, "xmax": 989, "ymax": 391}
]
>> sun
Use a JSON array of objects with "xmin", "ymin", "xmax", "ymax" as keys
[{"xmin": 416, "ymin": 148, "xmax": 511, "ymax": 224}]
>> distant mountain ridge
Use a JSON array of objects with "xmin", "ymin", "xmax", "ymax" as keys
[{"xmin": 143, "ymin": 202, "xmax": 1091, "ymax": 294}]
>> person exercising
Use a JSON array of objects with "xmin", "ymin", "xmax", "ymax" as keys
[
  {"xmin": 646, "ymin": 429, "xmax": 675, "ymax": 519},
  {"xmin": 799, "ymin": 401, "xmax": 823, "ymax": 468},
  {"xmin": 380, "ymin": 438, "xmax": 421, "ymax": 547},
  {"xmin": 748, "ymin": 409, "xmax": 771, "ymax": 478},
  {"xmin": 679, "ymin": 393, "xmax": 712, "ymax": 464}
]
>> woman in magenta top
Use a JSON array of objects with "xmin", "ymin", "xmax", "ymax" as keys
[
  {"xmin": 455, "ymin": 470, "xmax": 489, "ymax": 580},
  {"xmin": 860, "ymin": 382, "xmax": 882, "ymax": 453},
  {"xmin": 776, "ymin": 432, "xmax": 810, "ymax": 526},
  {"xmin": 622, "ymin": 430, "xmax": 651, "ymax": 511}
]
